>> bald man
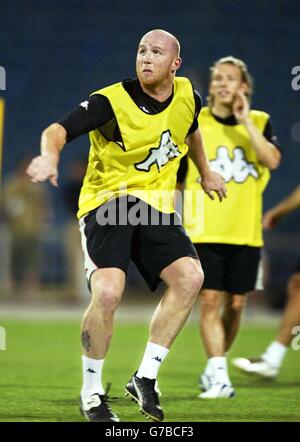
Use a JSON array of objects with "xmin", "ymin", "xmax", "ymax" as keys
[{"xmin": 27, "ymin": 29, "xmax": 226, "ymax": 422}]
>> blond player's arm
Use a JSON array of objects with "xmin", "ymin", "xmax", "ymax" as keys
[
  {"xmin": 233, "ymin": 92, "xmax": 281, "ymax": 170},
  {"xmin": 26, "ymin": 123, "xmax": 67, "ymax": 187},
  {"xmin": 243, "ymin": 118, "xmax": 281, "ymax": 170}
]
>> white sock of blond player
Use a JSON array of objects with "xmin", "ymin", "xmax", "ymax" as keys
[{"xmin": 206, "ymin": 356, "xmax": 231, "ymax": 385}]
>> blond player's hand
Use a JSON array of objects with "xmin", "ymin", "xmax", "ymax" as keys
[
  {"xmin": 233, "ymin": 91, "xmax": 249, "ymax": 124},
  {"xmin": 26, "ymin": 155, "xmax": 59, "ymax": 187},
  {"xmin": 199, "ymin": 170, "xmax": 227, "ymax": 202}
]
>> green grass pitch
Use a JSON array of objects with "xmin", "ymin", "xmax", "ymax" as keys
[{"xmin": 0, "ymin": 319, "xmax": 299, "ymax": 422}]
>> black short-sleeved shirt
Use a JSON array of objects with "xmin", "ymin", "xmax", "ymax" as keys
[{"xmin": 58, "ymin": 78, "xmax": 202, "ymax": 143}]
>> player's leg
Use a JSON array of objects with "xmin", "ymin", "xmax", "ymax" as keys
[
  {"xmin": 223, "ymin": 293, "xmax": 247, "ymax": 352},
  {"xmin": 200, "ymin": 245, "xmax": 258, "ymax": 397},
  {"xmin": 80, "ymin": 268, "xmax": 125, "ymax": 423},
  {"xmin": 229, "ymin": 246, "xmax": 291, "ymax": 378},
  {"xmin": 198, "ymin": 288, "xmax": 234, "ymax": 398},
  {"xmin": 262, "ymin": 272, "xmax": 300, "ymax": 369},
  {"xmin": 81, "ymin": 267, "xmax": 125, "ymax": 359},
  {"xmin": 200, "ymin": 289, "xmax": 226, "ymax": 358},
  {"xmin": 81, "ymin": 268, "xmax": 125, "ymax": 396},
  {"xmin": 126, "ymin": 256, "xmax": 203, "ymax": 421},
  {"xmin": 125, "ymin": 214, "xmax": 202, "ymax": 421},
  {"xmin": 150, "ymin": 256, "xmax": 203, "ymax": 346},
  {"xmin": 194, "ymin": 244, "xmax": 226, "ymax": 362},
  {"xmin": 223, "ymin": 245, "xmax": 260, "ymax": 355},
  {"xmin": 198, "ymin": 292, "xmax": 246, "ymax": 393},
  {"xmin": 275, "ymin": 272, "xmax": 300, "ymax": 347},
  {"xmin": 233, "ymin": 272, "xmax": 300, "ymax": 377},
  {"xmin": 192, "ymin": 243, "xmax": 233, "ymax": 397},
  {"xmin": 79, "ymin": 203, "xmax": 132, "ymax": 422}
]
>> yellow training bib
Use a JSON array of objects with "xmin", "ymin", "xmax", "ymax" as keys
[
  {"xmin": 184, "ymin": 107, "xmax": 271, "ymax": 246},
  {"xmin": 78, "ymin": 78, "xmax": 195, "ymax": 218}
]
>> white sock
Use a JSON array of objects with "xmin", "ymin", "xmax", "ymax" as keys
[
  {"xmin": 136, "ymin": 342, "xmax": 169, "ymax": 379},
  {"xmin": 262, "ymin": 341, "xmax": 287, "ymax": 368},
  {"xmin": 207, "ymin": 356, "xmax": 231, "ymax": 385},
  {"xmin": 81, "ymin": 355, "xmax": 105, "ymax": 399},
  {"xmin": 204, "ymin": 360, "xmax": 213, "ymax": 376}
]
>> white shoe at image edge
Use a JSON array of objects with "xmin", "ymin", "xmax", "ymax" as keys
[{"xmin": 231, "ymin": 357, "xmax": 279, "ymax": 378}]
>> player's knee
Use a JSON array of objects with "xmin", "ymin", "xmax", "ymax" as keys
[
  {"xmin": 182, "ymin": 266, "xmax": 204, "ymax": 298},
  {"xmin": 200, "ymin": 293, "xmax": 221, "ymax": 316},
  {"xmin": 169, "ymin": 262, "xmax": 203, "ymax": 296},
  {"xmin": 92, "ymin": 282, "xmax": 122, "ymax": 312},
  {"xmin": 229, "ymin": 297, "xmax": 246, "ymax": 315},
  {"xmin": 169, "ymin": 266, "xmax": 203, "ymax": 309}
]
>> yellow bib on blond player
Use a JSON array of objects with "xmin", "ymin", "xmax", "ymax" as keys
[
  {"xmin": 78, "ymin": 77, "xmax": 195, "ymax": 218},
  {"xmin": 184, "ymin": 107, "xmax": 271, "ymax": 246}
]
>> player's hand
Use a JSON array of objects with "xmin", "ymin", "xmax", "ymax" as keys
[
  {"xmin": 26, "ymin": 155, "xmax": 59, "ymax": 187},
  {"xmin": 262, "ymin": 208, "xmax": 283, "ymax": 230},
  {"xmin": 199, "ymin": 170, "xmax": 227, "ymax": 202},
  {"xmin": 233, "ymin": 91, "xmax": 249, "ymax": 124}
]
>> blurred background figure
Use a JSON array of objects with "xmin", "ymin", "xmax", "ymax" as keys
[
  {"xmin": 61, "ymin": 158, "xmax": 89, "ymax": 302},
  {"xmin": 0, "ymin": 0, "xmax": 299, "ymax": 307},
  {"xmin": 1, "ymin": 156, "xmax": 50, "ymax": 295},
  {"xmin": 232, "ymin": 185, "xmax": 300, "ymax": 378}
]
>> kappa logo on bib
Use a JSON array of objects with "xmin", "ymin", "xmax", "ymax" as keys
[
  {"xmin": 135, "ymin": 130, "xmax": 181, "ymax": 172},
  {"xmin": 210, "ymin": 146, "xmax": 259, "ymax": 183}
]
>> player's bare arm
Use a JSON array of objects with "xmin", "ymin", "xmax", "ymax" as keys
[
  {"xmin": 186, "ymin": 128, "xmax": 227, "ymax": 201},
  {"xmin": 233, "ymin": 91, "xmax": 281, "ymax": 170},
  {"xmin": 26, "ymin": 123, "xmax": 66, "ymax": 187},
  {"xmin": 263, "ymin": 184, "xmax": 300, "ymax": 229}
]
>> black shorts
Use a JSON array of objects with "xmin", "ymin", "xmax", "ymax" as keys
[
  {"xmin": 194, "ymin": 243, "xmax": 261, "ymax": 294},
  {"xmin": 79, "ymin": 197, "xmax": 199, "ymax": 291}
]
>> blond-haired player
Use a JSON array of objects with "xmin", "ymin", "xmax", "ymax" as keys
[{"xmin": 179, "ymin": 56, "xmax": 281, "ymax": 398}]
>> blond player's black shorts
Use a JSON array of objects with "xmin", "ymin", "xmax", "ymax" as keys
[
  {"xmin": 194, "ymin": 243, "xmax": 261, "ymax": 294},
  {"xmin": 79, "ymin": 197, "xmax": 199, "ymax": 291}
]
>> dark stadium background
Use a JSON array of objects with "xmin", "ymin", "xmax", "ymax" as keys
[
  {"xmin": 0, "ymin": 0, "xmax": 299, "ymax": 306},
  {"xmin": 0, "ymin": 0, "xmax": 300, "ymax": 424}
]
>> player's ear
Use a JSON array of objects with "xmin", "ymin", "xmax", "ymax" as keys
[
  {"xmin": 172, "ymin": 57, "xmax": 182, "ymax": 73},
  {"xmin": 240, "ymin": 82, "xmax": 249, "ymax": 95}
]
